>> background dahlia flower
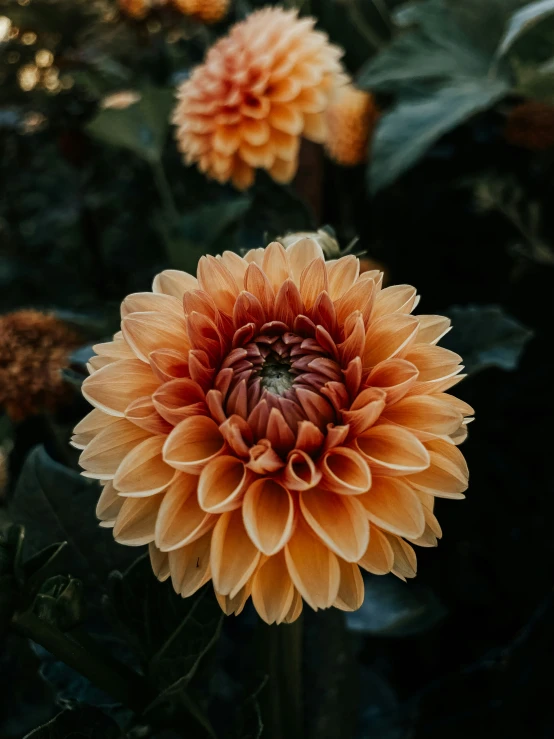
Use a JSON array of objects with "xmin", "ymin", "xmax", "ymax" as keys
[
  {"xmin": 172, "ymin": 7, "xmax": 348, "ymax": 189},
  {"xmin": 74, "ymin": 238, "xmax": 473, "ymax": 624}
]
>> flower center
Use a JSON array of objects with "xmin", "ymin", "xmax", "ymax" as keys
[{"xmin": 260, "ymin": 354, "xmax": 294, "ymax": 396}]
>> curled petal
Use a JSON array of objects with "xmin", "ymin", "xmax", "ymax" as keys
[
  {"xmin": 155, "ymin": 473, "xmax": 215, "ymax": 551},
  {"xmin": 359, "ymin": 525, "xmax": 394, "ymax": 575},
  {"xmin": 282, "ymin": 450, "xmax": 322, "ymax": 490},
  {"xmin": 211, "ymin": 509, "xmax": 261, "ymax": 597},
  {"xmin": 356, "ymin": 425, "xmax": 430, "ymax": 476},
  {"xmin": 113, "ymin": 495, "xmax": 161, "ymax": 546},
  {"xmin": 198, "ymin": 456, "xmax": 250, "ymax": 512},
  {"xmin": 295, "ymin": 420, "xmax": 324, "ymax": 455},
  {"xmin": 163, "ymin": 416, "xmax": 225, "ymax": 474},
  {"xmin": 220, "ymin": 415, "xmax": 254, "ymax": 457},
  {"xmin": 284, "ymin": 518, "xmax": 340, "ymax": 611},
  {"xmin": 321, "ymin": 446, "xmax": 372, "ymax": 495},
  {"xmin": 168, "ymin": 531, "xmax": 212, "ymax": 597},
  {"xmin": 82, "ymin": 359, "xmax": 159, "ymax": 417},
  {"xmin": 246, "ymin": 439, "xmax": 285, "ymax": 473},
  {"xmin": 114, "ymin": 436, "xmax": 176, "ymax": 496},
  {"xmin": 252, "ymin": 551, "xmax": 295, "ymax": 625},
  {"xmin": 243, "ymin": 478, "xmax": 294, "ymax": 555},
  {"xmin": 334, "ymin": 560, "xmax": 364, "ymax": 612},
  {"xmin": 300, "ymin": 488, "xmax": 369, "ymax": 562},
  {"xmin": 358, "ymin": 477, "xmax": 425, "ymax": 539}
]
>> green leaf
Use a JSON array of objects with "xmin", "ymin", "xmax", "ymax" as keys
[
  {"xmin": 32, "ymin": 575, "xmax": 85, "ymax": 631},
  {"xmin": 86, "ymin": 87, "xmax": 174, "ymax": 164},
  {"xmin": 10, "ymin": 446, "xmax": 135, "ymax": 587},
  {"xmin": 369, "ymin": 79, "xmax": 510, "ymax": 192},
  {"xmin": 346, "ymin": 575, "xmax": 446, "ymax": 637},
  {"xmin": 22, "ymin": 704, "xmax": 121, "ymax": 739},
  {"xmin": 497, "ymin": 0, "xmax": 554, "ymax": 59},
  {"xmin": 107, "ymin": 555, "xmax": 223, "ymax": 690},
  {"xmin": 442, "ymin": 304, "xmax": 534, "ymax": 375}
]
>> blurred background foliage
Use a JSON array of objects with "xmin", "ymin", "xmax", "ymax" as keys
[{"xmin": 1, "ymin": 0, "xmax": 554, "ymax": 737}]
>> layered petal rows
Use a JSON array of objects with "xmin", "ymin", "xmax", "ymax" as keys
[
  {"xmin": 75, "ymin": 238, "xmax": 473, "ymax": 623},
  {"xmin": 172, "ymin": 7, "xmax": 348, "ymax": 189}
]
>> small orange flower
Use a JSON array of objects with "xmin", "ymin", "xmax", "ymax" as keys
[
  {"xmin": 75, "ymin": 238, "xmax": 473, "ymax": 623},
  {"xmin": 172, "ymin": 0, "xmax": 229, "ymax": 23},
  {"xmin": 505, "ymin": 101, "xmax": 554, "ymax": 151},
  {"xmin": 118, "ymin": 0, "xmax": 151, "ymax": 19},
  {"xmin": 172, "ymin": 8, "xmax": 349, "ymax": 189},
  {"xmin": 325, "ymin": 86, "xmax": 379, "ymax": 166},
  {"xmin": 0, "ymin": 310, "xmax": 80, "ymax": 422}
]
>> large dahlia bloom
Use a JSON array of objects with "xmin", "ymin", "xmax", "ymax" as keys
[
  {"xmin": 73, "ymin": 238, "xmax": 473, "ymax": 624},
  {"xmin": 172, "ymin": 8, "xmax": 348, "ymax": 189}
]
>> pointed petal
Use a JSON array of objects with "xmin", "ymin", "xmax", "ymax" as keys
[
  {"xmin": 363, "ymin": 314, "xmax": 419, "ymax": 369},
  {"xmin": 211, "ymin": 509, "xmax": 261, "ymax": 598},
  {"xmin": 149, "ymin": 543, "xmax": 170, "ymax": 582},
  {"xmin": 252, "ymin": 551, "xmax": 295, "ymax": 625},
  {"xmin": 155, "ymin": 473, "xmax": 214, "ymax": 551},
  {"xmin": 415, "ymin": 315, "xmax": 451, "ymax": 345},
  {"xmin": 262, "ymin": 242, "xmax": 290, "ymax": 291},
  {"xmin": 114, "ymin": 435, "xmax": 176, "ymax": 496},
  {"xmin": 327, "ymin": 256, "xmax": 359, "ymax": 300},
  {"xmin": 82, "ymin": 359, "xmax": 159, "ymax": 417},
  {"xmin": 359, "ymin": 525, "xmax": 394, "ymax": 575},
  {"xmin": 163, "ymin": 416, "xmax": 225, "ymax": 474},
  {"xmin": 365, "ymin": 359, "xmax": 419, "ymax": 405},
  {"xmin": 96, "ymin": 480, "xmax": 124, "ymax": 523},
  {"xmin": 168, "ymin": 531, "xmax": 212, "ymax": 597},
  {"xmin": 356, "ymin": 425, "xmax": 430, "ymax": 475},
  {"xmin": 385, "ymin": 533, "xmax": 417, "ymax": 580},
  {"xmin": 152, "ymin": 378, "xmax": 207, "ymax": 426},
  {"xmin": 371, "ymin": 285, "xmax": 418, "ymax": 319},
  {"xmin": 153, "ymin": 269, "xmax": 198, "ymax": 299},
  {"xmin": 79, "ymin": 419, "xmax": 150, "ymax": 479},
  {"xmin": 300, "ymin": 257, "xmax": 328, "ymax": 310},
  {"xmin": 341, "ymin": 387, "xmax": 386, "ymax": 436},
  {"xmin": 122, "ymin": 292, "xmax": 183, "ymax": 319},
  {"xmin": 406, "ymin": 438, "xmax": 468, "ymax": 498},
  {"xmin": 122, "ymin": 312, "xmax": 190, "ymax": 363},
  {"xmin": 334, "ymin": 560, "xmax": 364, "ymax": 612},
  {"xmin": 125, "ymin": 396, "xmax": 172, "ymax": 435},
  {"xmin": 113, "ymin": 495, "xmax": 161, "ymax": 546},
  {"xmin": 286, "ymin": 237, "xmax": 324, "ymax": 286},
  {"xmin": 243, "ymin": 478, "xmax": 294, "ymax": 555},
  {"xmin": 358, "ymin": 477, "xmax": 425, "ymax": 538},
  {"xmin": 72, "ymin": 408, "xmax": 118, "ymax": 449}
]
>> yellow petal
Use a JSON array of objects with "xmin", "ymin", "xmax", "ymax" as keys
[
  {"xmin": 242, "ymin": 478, "xmax": 294, "ymax": 555},
  {"xmin": 300, "ymin": 488, "xmax": 369, "ymax": 562}
]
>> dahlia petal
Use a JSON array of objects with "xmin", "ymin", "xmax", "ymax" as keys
[
  {"xmin": 246, "ymin": 439, "xmax": 285, "ymax": 473},
  {"xmin": 218, "ymin": 251, "xmax": 248, "ymax": 290},
  {"xmin": 404, "ymin": 345, "xmax": 463, "ymax": 394},
  {"xmin": 155, "ymin": 473, "xmax": 215, "ymax": 551},
  {"xmin": 213, "ymin": 125, "xmax": 241, "ymax": 156},
  {"xmin": 240, "ymin": 140, "xmax": 275, "ymax": 168},
  {"xmin": 232, "ymin": 159, "xmax": 255, "ymax": 190},
  {"xmin": 188, "ymin": 348, "xmax": 216, "ymax": 391},
  {"xmin": 198, "ymin": 456, "xmax": 250, "ymax": 512},
  {"xmin": 270, "ymin": 129, "xmax": 300, "ymax": 162},
  {"xmin": 233, "ymin": 291, "xmax": 266, "ymax": 330},
  {"xmin": 149, "ymin": 349, "xmax": 189, "ymax": 384},
  {"xmin": 71, "ymin": 408, "xmax": 119, "ymax": 449},
  {"xmin": 313, "ymin": 295, "xmax": 338, "ymax": 340},
  {"xmin": 211, "ymin": 509, "xmax": 261, "ymax": 597},
  {"xmin": 359, "ymin": 525, "xmax": 394, "ymax": 575},
  {"xmin": 113, "ymin": 495, "xmax": 161, "ymax": 546},
  {"xmin": 365, "ymin": 359, "xmax": 419, "ymax": 405},
  {"xmin": 300, "ymin": 488, "xmax": 369, "ymax": 562},
  {"xmin": 197, "ymin": 255, "xmax": 239, "ymax": 314},
  {"xmin": 283, "ymin": 588, "xmax": 303, "ymax": 623},
  {"xmin": 284, "ymin": 518, "xmax": 340, "ymax": 610},
  {"xmin": 114, "ymin": 436, "xmax": 176, "ymax": 496},
  {"xmin": 96, "ymin": 480, "xmax": 124, "ymax": 523},
  {"xmin": 153, "ymin": 269, "xmax": 198, "ymax": 299},
  {"xmin": 435, "ymin": 393, "xmax": 474, "ymax": 418},
  {"xmin": 168, "ymin": 531, "xmax": 212, "ymax": 597},
  {"xmin": 381, "ymin": 395, "xmax": 463, "ymax": 437},
  {"xmin": 274, "ymin": 279, "xmax": 305, "ymax": 326},
  {"xmin": 125, "ymin": 397, "xmax": 172, "ymax": 435},
  {"xmin": 341, "ymin": 387, "xmax": 386, "ymax": 436},
  {"xmin": 252, "ymin": 551, "xmax": 295, "ymax": 625},
  {"xmin": 371, "ymin": 285, "xmax": 418, "ymax": 319},
  {"xmin": 406, "ymin": 438, "xmax": 468, "ymax": 498},
  {"xmin": 385, "ymin": 534, "xmax": 417, "ymax": 581},
  {"xmin": 358, "ymin": 477, "xmax": 425, "ymax": 539},
  {"xmin": 268, "ymin": 103, "xmax": 303, "ymax": 135},
  {"xmin": 415, "ymin": 315, "xmax": 452, "ymax": 345},
  {"xmin": 335, "ymin": 280, "xmax": 375, "ymax": 327},
  {"xmin": 407, "ymin": 523, "xmax": 439, "ymax": 548},
  {"xmin": 152, "ymin": 378, "xmax": 207, "ymax": 426},
  {"xmin": 344, "ymin": 356, "xmax": 363, "ymax": 397},
  {"xmin": 300, "ymin": 257, "xmax": 328, "ymax": 310},
  {"xmin": 326, "ymin": 255, "xmax": 359, "ymax": 300},
  {"xmin": 323, "ymin": 423, "xmax": 350, "ymax": 451},
  {"xmin": 186, "ymin": 311, "xmax": 223, "ymax": 362},
  {"xmin": 82, "ymin": 359, "xmax": 159, "ymax": 417},
  {"xmin": 149, "ymin": 543, "xmax": 170, "ymax": 582},
  {"xmin": 122, "ymin": 312, "xmax": 190, "ymax": 364},
  {"xmin": 296, "ymin": 420, "xmax": 324, "ymax": 454},
  {"xmin": 262, "ymin": 242, "xmax": 290, "ymax": 290},
  {"xmin": 296, "ymin": 387, "xmax": 334, "ymax": 427},
  {"xmin": 216, "ymin": 582, "xmax": 252, "ymax": 616},
  {"xmin": 245, "ymin": 262, "xmax": 275, "ymax": 313},
  {"xmin": 205, "ymin": 389, "xmax": 226, "ymax": 425},
  {"xmin": 356, "ymin": 424, "xmax": 430, "ymax": 475},
  {"xmin": 334, "ymin": 560, "xmax": 364, "ymax": 612},
  {"xmin": 302, "ymin": 111, "xmax": 327, "ymax": 143},
  {"xmin": 320, "ymin": 446, "xmax": 372, "ymax": 494},
  {"xmin": 243, "ymin": 478, "xmax": 294, "ymax": 555},
  {"xmin": 163, "ymin": 416, "xmax": 225, "ymax": 474},
  {"xmin": 266, "ymin": 407, "xmax": 296, "ymax": 456},
  {"xmin": 121, "ymin": 292, "xmax": 184, "ymax": 319},
  {"xmin": 286, "ymin": 237, "xmax": 325, "ymax": 286},
  {"xmin": 92, "ymin": 337, "xmax": 135, "ymax": 360},
  {"xmin": 282, "ymin": 449, "xmax": 322, "ymax": 490},
  {"xmin": 79, "ymin": 419, "xmax": 151, "ymax": 479},
  {"xmin": 363, "ymin": 314, "xmax": 419, "ymax": 369},
  {"xmin": 183, "ymin": 289, "xmax": 219, "ymax": 324},
  {"xmin": 269, "ymin": 157, "xmax": 298, "ymax": 184},
  {"xmin": 220, "ymin": 415, "xmax": 254, "ymax": 457}
]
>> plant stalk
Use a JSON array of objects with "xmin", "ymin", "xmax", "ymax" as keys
[
  {"xmin": 151, "ymin": 159, "xmax": 180, "ymax": 226},
  {"xmin": 11, "ymin": 609, "xmax": 150, "ymax": 714}
]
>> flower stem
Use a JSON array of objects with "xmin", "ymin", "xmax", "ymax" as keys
[
  {"xmin": 11, "ymin": 610, "xmax": 150, "ymax": 713},
  {"xmin": 259, "ymin": 617, "xmax": 304, "ymax": 739},
  {"xmin": 151, "ymin": 160, "xmax": 180, "ymax": 226}
]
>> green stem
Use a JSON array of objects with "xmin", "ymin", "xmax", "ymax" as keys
[
  {"xmin": 12, "ymin": 610, "xmax": 150, "ymax": 713},
  {"xmin": 151, "ymin": 160, "xmax": 180, "ymax": 226},
  {"xmin": 259, "ymin": 617, "xmax": 304, "ymax": 739}
]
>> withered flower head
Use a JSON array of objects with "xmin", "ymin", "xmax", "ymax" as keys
[
  {"xmin": 75, "ymin": 238, "xmax": 473, "ymax": 624},
  {"xmin": 172, "ymin": 7, "xmax": 349, "ymax": 189},
  {"xmin": 0, "ymin": 310, "xmax": 80, "ymax": 422}
]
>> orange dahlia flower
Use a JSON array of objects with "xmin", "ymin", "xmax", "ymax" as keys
[
  {"xmin": 172, "ymin": 0, "xmax": 229, "ymax": 23},
  {"xmin": 74, "ymin": 238, "xmax": 473, "ymax": 623},
  {"xmin": 172, "ymin": 8, "xmax": 349, "ymax": 190}
]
